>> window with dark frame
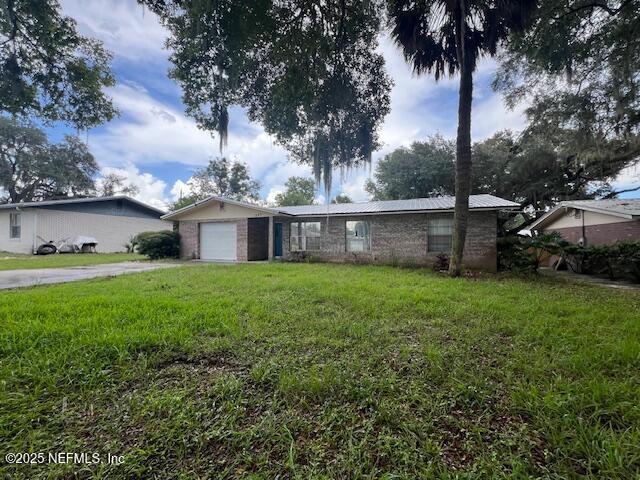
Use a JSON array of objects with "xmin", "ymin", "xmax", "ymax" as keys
[
  {"xmin": 290, "ymin": 221, "xmax": 321, "ymax": 251},
  {"xmin": 345, "ymin": 220, "xmax": 370, "ymax": 252},
  {"xmin": 427, "ymin": 217, "xmax": 453, "ymax": 252},
  {"xmin": 9, "ymin": 212, "xmax": 21, "ymax": 239}
]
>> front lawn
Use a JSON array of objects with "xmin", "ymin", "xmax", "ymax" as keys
[
  {"xmin": 0, "ymin": 252, "xmax": 146, "ymax": 271},
  {"xmin": 1, "ymin": 263, "xmax": 638, "ymax": 478}
]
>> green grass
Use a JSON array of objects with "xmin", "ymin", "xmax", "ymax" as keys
[
  {"xmin": 0, "ymin": 252, "xmax": 146, "ymax": 270},
  {"xmin": 1, "ymin": 263, "xmax": 639, "ymax": 479}
]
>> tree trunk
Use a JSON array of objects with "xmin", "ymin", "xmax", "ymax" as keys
[{"xmin": 449, "ymin": 47, "xmax": 473, "ymax": 276}]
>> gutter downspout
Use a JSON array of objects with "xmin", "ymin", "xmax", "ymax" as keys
[
  {"xmin": 32, "ymin": 210, "xmax": 38, "ymax": 254},
  {"xmin": 581, "ymin": 210, "xmax": 586, "ymax": 246}
]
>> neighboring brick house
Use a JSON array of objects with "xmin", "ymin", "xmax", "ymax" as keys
[
  {"xmin": 163, "ymin": 194, "xmax": 519, "ymax": 272},
  {"xmin": 529, "ymin": 199, "xmax": 640, "ymax": 245}
]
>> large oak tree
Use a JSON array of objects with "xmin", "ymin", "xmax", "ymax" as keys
[
  {"xmin": 0, "ymin": 116, "xmax": 98, "ymax": 203},
  {"xmin": 1, "ymin": 0, "xmax": 116, "ymax": 128},
  {"xmin": 496, "ymin": 0, "xmax": 640, "ymax": 197},
  {"xmin": 366, "ymin": 132, "xmax": 631, "ymax": 210}
]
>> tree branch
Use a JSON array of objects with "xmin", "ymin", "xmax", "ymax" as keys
[
  {"xmin": 557, "ymin": 2, "xmax": 617, "ymax": 20},
  {"xmin": 602, "ymin": 185, "xmax": 640, "ymax": 199}
]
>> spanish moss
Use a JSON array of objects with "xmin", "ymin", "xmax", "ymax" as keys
[{"xmin": 218, "ymin": 105, "xmax": 229, "ymax": 152}]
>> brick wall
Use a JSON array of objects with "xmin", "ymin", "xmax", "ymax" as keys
[
  {"xmin": 545, "ymin": 219, "xmax": 640, "ymax": 245},
  {"xmin": 178, "ymin": 221, "xmax": 198, "ymax": 259},
  {"xmin": 276, "ymin": 211, "xmax": 498, "ymax": 272},
  {"xmin": 179, "ymin": 211, "xmax": 499, "ymax": 270},
  {"xmin": 236, "ymin": 218, "xmax": 248, "ymax": 261}
]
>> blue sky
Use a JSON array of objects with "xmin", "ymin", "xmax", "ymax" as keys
[{"xmin": 55, "ymin": 0, "xmax": 637, "ymax": 209}]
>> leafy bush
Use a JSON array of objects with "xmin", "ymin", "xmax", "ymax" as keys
[
  {"xmin": 499, "ymin": 233, "xmax": 640, "ymax": 283},
  {"xmin": 432, "ymin": 252, "xmax": 450, "ymax": 272},
  {"xmin": 562, "ymin": 241, "xmax": 640, "ymax": 282},
  {"xmin": 498, "ymin": 236, "xmax": 537, "ymax": 273},
  {"xmin": 135, "ymin": 230, "xmax": 180, "ymax": 259},
  {"xmin": 615, "ymin": 241, "xmax": 640, "ymax": 282},
  {"xmin": 498, "ymin": 233, "xmax": 564, "ymax": 273}
]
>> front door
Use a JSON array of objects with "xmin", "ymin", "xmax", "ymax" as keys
[{"xmin": 274, "ymin": 223, "xmax": 283, "ymax": 257}]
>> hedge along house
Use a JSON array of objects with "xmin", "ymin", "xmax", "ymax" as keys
[
  {"xmin": 163, "ymin": 194, "xmax": 519, "ymax": 272},
  {"xmin": 0, "ymin": 196, "xmax": 168, "ymax": 254}
]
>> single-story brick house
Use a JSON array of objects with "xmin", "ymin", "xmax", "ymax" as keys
[
  {"xmin": 162, "ymin": 194, "xmax": 519, "ymax": 272},
  {"xmin": 529, "ymin": 199, "xmax": 640, "ymax": 245},
  {"xmin": 0, "ymin": 196, "xmax": 168, "ymax": 254}
]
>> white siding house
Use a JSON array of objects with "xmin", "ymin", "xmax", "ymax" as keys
[{"xmin": 0, "ymin": 197, "xmax": 170, "ymax": 254}]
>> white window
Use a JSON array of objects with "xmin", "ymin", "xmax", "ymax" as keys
[
  {"xmin": 346, "ymin": 220, "xmax": 370, "ymax": 252},
  {"xmin": 427, "ymin": 217, "xmax": 453, "ymax": 252},
  {"xmin": 9, "ymin": 213, "xmax": 21, "ymax": 239},
  {"xmin": 290, "ymin": 222, "xmax": 321, "ymax": 251}
]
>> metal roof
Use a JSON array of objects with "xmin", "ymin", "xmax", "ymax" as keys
[
  {"xmin": 278, "ymin": 194, "xmax": 519, "ymax": 216},
  {"xmin": 163, "ymin": 194, "xmax": 519, "ymax": 219},
  {"xmin": 0, "ymin": 196, "xmax": 166, "ymax": 215},
  {"xmin": 529, "ymin": 198, "xmax": 640, "ymax": 230}
]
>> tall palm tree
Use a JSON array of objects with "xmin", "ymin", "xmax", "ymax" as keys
[{"xmin": 387, "ymin": 0, "xmax": 536, "ymax": 276}]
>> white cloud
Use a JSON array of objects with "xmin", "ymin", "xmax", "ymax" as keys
[
  {"xmin": 471, "ymin": 90, "xmax": 528, "ymax": 140},
  {"xmin": 339, "ymin": 173, "xmax": 371, "ymax": 202},
  {"xmin": 60, "ymin": 0, "xmax": 168, "ymax": 62},
  {"xmin": 85, "ymin": 83, "xmax": 307, "ymax": 200},
  {"xmin": 266, "ymin": 186, "xmax": 285, "ymax": 205},
  {"xmin": 99, "ymin": 164, "xmax": 168, "ymax": 210},
  {"xmin": 86, "ymin": 83, "xmax": 217, "ymax": 168},
  {"xmin": 170, "ymin": 179, "xmax": 194, "ymax": 202}
]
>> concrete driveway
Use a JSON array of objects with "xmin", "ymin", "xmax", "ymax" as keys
[{"xmin": 0, "ymin": 262, "xmax": 179, "ymax": 290}]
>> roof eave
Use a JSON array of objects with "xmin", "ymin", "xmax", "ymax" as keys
[
  {"xmin": 565, "ymin": 204, "xmax": 634, "ymax": 220},
  {"xmin": 279, "ymin": 205, "xmax": 519, "ymax": 217},
  {"xmin": 161, "ymin": 195, "xmax": 283, "ymax": 220},
  {"xmin": 0, "ymin": 195, "xmax": 165, "ymax": 215},
  {"xmin": 530, "ymin": 204, "xmax": 636, "ymax": 231}
]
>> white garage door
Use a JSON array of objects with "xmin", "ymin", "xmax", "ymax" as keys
[{"xmin": 200, "ymin": 222, "xmax": 237, "ymax": 261}]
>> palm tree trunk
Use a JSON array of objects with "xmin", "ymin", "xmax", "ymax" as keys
[{"xmin": 449, "ymin": 52, "xmax": 473, "ymax": 276}]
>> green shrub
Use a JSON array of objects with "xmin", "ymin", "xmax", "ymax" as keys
[
  {"xmin": 615, "ymin": 241, "xmax": 640, "ymax": 282},
  {"xmin": 559, "ymin": 240, "xmax": 640, "ymax": 282},
  {"xmin": 432, "ymin": 252, "xmax": 450, "ymax": 272},
  {"xmin": 498, "ymin": 233, "xmax": 564, "ymax": 273},
  {"xmin": 498, "ymin": 236, "xmax": 537, "ymax": 273},
  {"xmin": 135, "ymin": 230, "xmax": 180, "ymax": 260}
]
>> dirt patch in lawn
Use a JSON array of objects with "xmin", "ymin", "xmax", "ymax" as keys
[
  {"xmin": 156, "ymin": 352, "xmax": 251, "ymax": 375},
  {"xmin": 438, "ymin": 407, "xmax": 548, "ymax": 471}
]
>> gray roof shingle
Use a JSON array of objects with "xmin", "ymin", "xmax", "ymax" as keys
[{"xmin": 558, "ymin": 199, "xmax": 640, "ymax": 217}]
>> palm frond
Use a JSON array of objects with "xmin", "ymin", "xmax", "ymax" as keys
[{"xmin": 387, "ymin": 0, "xmax": 537, "ymax": 78}]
